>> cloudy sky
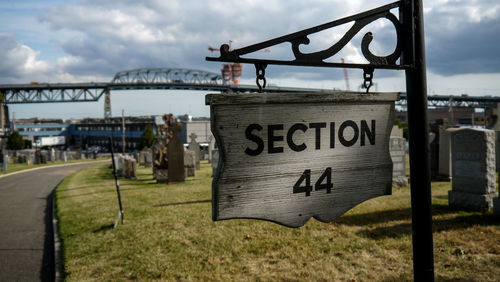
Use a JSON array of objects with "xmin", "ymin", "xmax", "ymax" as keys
[{"xmin": 1, "ymin": 0, "xmax": 499, "ymax": 119}]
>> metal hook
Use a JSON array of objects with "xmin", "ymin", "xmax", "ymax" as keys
[
  {"xmin": 363, "ymin": 67, "xmax": 374, "ymax": 93},
  {"xmin": 255, "ymin": 63, "xmax": 267, "ymax": 93}
]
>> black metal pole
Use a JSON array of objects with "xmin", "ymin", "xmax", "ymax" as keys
[
  {"xmin": 109, "ymin": 137, "xmax": 124, "ymax": 225},
  {"xmin": 401, "ymin": 0, "xmax": 434, "ymax": 280}
]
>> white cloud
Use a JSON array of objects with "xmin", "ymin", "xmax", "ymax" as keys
[{"xmin": 0, "ymin": 34, "xmax": 52, "ymax": 82}]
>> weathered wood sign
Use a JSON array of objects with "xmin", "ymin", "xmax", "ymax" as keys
[{"xmin": 206, "ymin": 92, "xmax": 398, "ymax": 227}]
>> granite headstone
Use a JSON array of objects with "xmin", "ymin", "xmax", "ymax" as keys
[
  {"xmin": 188, "ymin": 133, "xmax": 201, "ymax": 170},
  {"xmin": 167, "ymin": 124, "xmax": 185, "ymax": 183},
  {"xmin": 449, "ymin": 128, "xmax": 498, "ymax": 211}
]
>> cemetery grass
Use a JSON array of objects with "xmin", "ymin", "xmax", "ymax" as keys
[
  {"xmin": 0, "ymin": 157, "xmax": 109, "ymax": 176},
  {"xmin": 56, "ymin": 161, "xmax": 500, "ymax": 281}
]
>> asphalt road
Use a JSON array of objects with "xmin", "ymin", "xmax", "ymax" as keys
[{"xmin": 0, "ymin": 161, "xmax": 108, "ymax": 281}]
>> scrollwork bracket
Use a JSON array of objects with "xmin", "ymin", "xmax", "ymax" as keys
[{"xmin": 206, "ymin": 1, "xmax": 413, "ymax": 81}]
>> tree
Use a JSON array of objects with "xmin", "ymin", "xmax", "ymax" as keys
[
  {"xmin": 7, "ymin": 131, "xmax": 25, "ymax": 150},
  {"xmin": 139, "ymin": 124, "xmax": 156, "ymax": 149}
]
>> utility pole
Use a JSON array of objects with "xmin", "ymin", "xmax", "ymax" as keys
[
  {"xmin": 12, "ymin": 112, "xmax": 15, "ymax": 131},
  {"xmin": 122, "ymin": 109, "xmax": 126, "ymax": 153}
]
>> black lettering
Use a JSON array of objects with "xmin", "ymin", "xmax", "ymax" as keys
[
  {"xmin": 330, "ymin": 122, "xmax": 335, "ymax": 148},
  {"xmin": 287, "ymin": 123, "xmax": 307, "ymax": 152},
  {"xmin": 309, "ymin": 122, "xmax": 327, "ymax": 150},
  {"xmin": 293, "ymin": 169, "xmax": 312, "ymax": 197},
  {"xmin": 338, "ymin": 120, "xmax": 359, "ymax": 147},
  {"xmin": 268, "ymin": 124, "xmax": 284, "ymax": 154},
  {"xmin": 360, "ymin": 120, "xmax": 376, "ymax": 146},
  {"xmin": 244, "ymin": 124, "xmax": 264, "ymax": 156}
]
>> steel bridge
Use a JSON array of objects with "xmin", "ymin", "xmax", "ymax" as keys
[
  {"xmin": 0, "ymin": 68, "xmax": 320, "ymax": 104},
  {"xmin": 1, "ymin": 67, "xmax": 499, "ymax": 111}
]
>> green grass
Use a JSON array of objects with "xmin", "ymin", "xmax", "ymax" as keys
[
  {"xmin": 0, "ymin": 158, "xmax": 109, "ymax": 176},
  {"xmin": 56, "ymin": 161, "xmax": 500, "ymax": 281}
]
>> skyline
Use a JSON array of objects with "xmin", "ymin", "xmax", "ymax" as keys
[{"xmin": 1, "ymin": 0, "xmax": 500, "ymax": 119}]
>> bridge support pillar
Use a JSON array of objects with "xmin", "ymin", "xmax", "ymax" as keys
[{"xmin": 104, "ymin": 90, "xmax": 112, "ymax": 119}]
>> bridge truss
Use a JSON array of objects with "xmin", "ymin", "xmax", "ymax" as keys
[{"xmin": 1, "ymin": 67, "xmax": 499, "ymax": 110}]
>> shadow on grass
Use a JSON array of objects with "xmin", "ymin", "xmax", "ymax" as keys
[
  {"xmin": 57, "ymin": 185, "xmax": 166, "ymax": 199},
  {"xmin": 356, "ymin": 212, "xmax": 498, "ymax": 240},
  {"xmin": 92, "ymin": 224, "xmax": 114, "ymax": 233},
  {"xmin": 433, "ymin": 195, "xmax": 449, "ymax": 200},
  {"xmin": 154, "ymin": 199, "xmax": 211, "ymax": 207},
  {"xmin": 336, "ymin": 204, "xmax": 459, "ymax": 227},
  {"xmin": 58, "ymin": 184, "xmax": 111, "ymax": 192}
]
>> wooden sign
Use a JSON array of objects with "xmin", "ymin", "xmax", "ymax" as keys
[{"xmin": 206, "ymin": 92, "xmax": 398, "ymax": 227}]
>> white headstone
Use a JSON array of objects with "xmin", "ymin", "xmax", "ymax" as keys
[
  {"xmin": 438, "ymin": 128, "xmax": 460, "ymax": 180},
  {"xmin": 389, "ymin": 137, "xmax": 407, "ymax": 187}
]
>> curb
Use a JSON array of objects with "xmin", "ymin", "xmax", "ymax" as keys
[
  {"xmin": 52, "ymin": 189, "xmax": 63, "ymax": 282},
  {"xmin": 0, "ymin": 159, "xmax": 110, "ymax": 179},
  {"xmin": 49, "ymin": 160, "xmax": 110, "ymax": 282}
]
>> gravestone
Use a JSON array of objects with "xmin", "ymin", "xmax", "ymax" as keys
[
  {"xmin": 2, "ymin": 155, "xmax": 8, "ymax": 171},
  {"xmin": 188, "ymin": 133, "xmax": 201, "ymax": 170},
  {"xmin": 184, "ymin": 149, "xmax": 196, "ymax": 177},
  {"xmin": 449, "ymin": 128, "xmax": 498, "ymax": 212},
  {"xmin": 208, "ymin": 136, "xmax": 215, "ymax": 164},
  {"xmin": 494, "ymin": 197, "xmax": 500, "ymax": 217},
  {"xmin": 496, "ymin": 131, "xmax": 500, "ymax": 172},
  {"xmin": 211, "ymin": 149, "xmax": 219, "ymax": 177},
  {"xmin": 50, "ymin": 148, "xmax": 56, "ymax": 162},
  {"xmin": 34, "ymin": 151, "xmax": 41, "ymax": 164},
  {"xmin": 152, "ymin": 140, "xmax": 168, "ymax": 183},
  {"xmin": 429, "ymin": 124, "xmax": 440, "ymax": 180},
  {"xmin": 391, "ymin": 125, "xmax": 404, "ymax": 138},
  {"xmin": 75, "ymin": 149, "xmax": 82, "ymax": 160},
  {"xmin": 167, "ymin": 123, "xmax": 185, "ymax": 183},
  {"xmin": 139, "ymin": 150, "xmax": 146, "ymax": 166},
  {"xmin": 40, "ymin": 150, "xmax": 48, "ymax": 164},
  {"xmin": 438, "ymin": 128, "xmax": 460, "ymax": 180},
  {"xmin": 26, "ymin": 153, "xmax": 33, "ymax": 166},
  {"xmin": 139, "ymin": 148, "xmax": 153, "ymax": 168},
  {"xmin": 122, "ymin": 158, "xmax": 137, "ymax": 179},
  {"xmin": 144, "ymin": 150, "xmax": 153, "ymax": 168},
  {"xmin": 117, "ymin": 155, "xmax": 125, "ymax": 176},
  {"xmin": 390, "ymin": 137, "xmax": 408, "ymax": 187}
]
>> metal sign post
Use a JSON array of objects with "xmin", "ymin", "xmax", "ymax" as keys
[
  {"xmin": 109, "ymin": 137, "xmax": 124, "ymax": 228},
  {"xmin": 402, "ymin": 1, "xmax": 434, "ymax": 280},
  {"xmin": 206, "ymin": 0, "xmax": 434, "ymax": 280}
]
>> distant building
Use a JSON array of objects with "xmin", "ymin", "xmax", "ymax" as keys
[
  {"xmin": 10, "ymin": 114, "xmax": 215, "ymax": 151},
  {"xmin": 70, "ymin": 116, "xmax": 159, "ymax": 152},
  {"xmin": 177, "ymin": 114, "xmax": 212, "ymax": 144},
  {"xmin": 13, "ymin": 116, "xmax": 159, "ymax": 152},
  {"xmin": 16, "ymin": 122, "xmax": 70, "ymax": 147},
  {"xmin": 395, "ymin": 107, "xmax": 480, "ymax": 126}
]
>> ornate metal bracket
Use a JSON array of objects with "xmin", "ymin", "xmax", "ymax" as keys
[{"xmin": 206, "ymin": 1, "xmax": 412, "ymax": 92}]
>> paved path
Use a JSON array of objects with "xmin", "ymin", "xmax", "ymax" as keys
[{"xmin": 0, "ymin": 161, "xmax": 108, "ymax": 281}]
